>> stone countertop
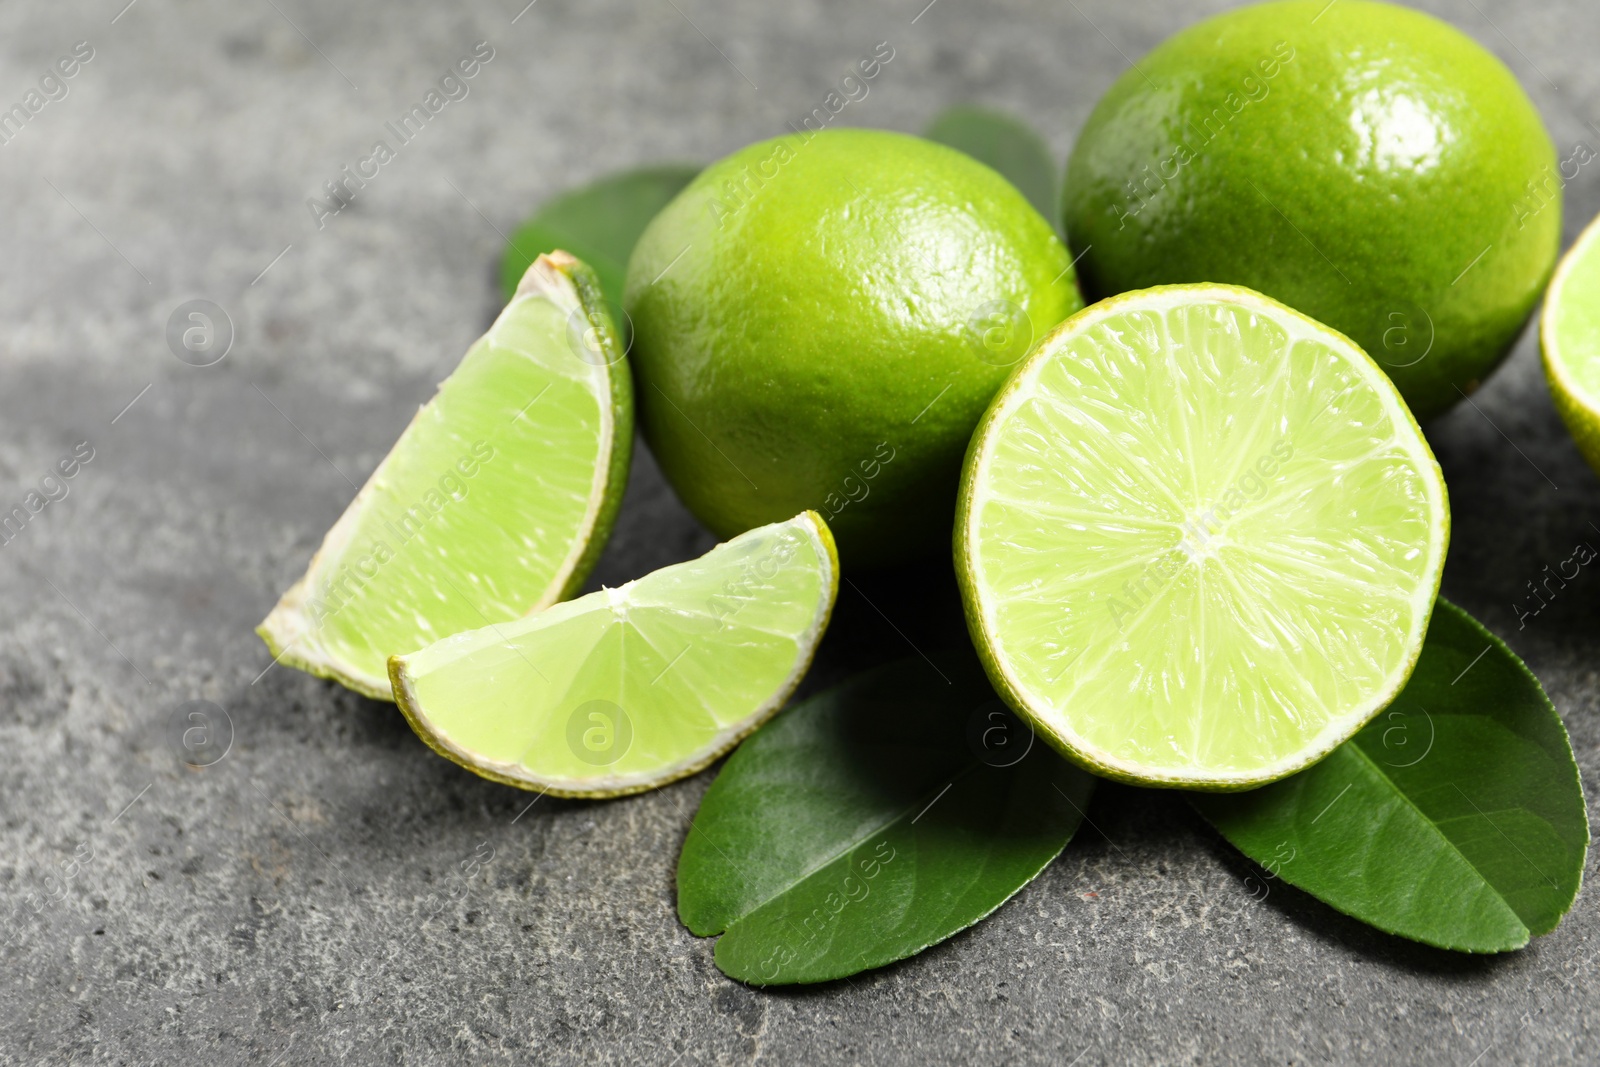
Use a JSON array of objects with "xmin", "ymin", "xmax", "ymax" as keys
[{"xmin": 1, "ymin": 0, "xmax": 1597, "ymax": 1063}]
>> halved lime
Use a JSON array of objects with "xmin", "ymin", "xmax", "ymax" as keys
[
  {"xmin": 957, "ymin": 284, "xmax": 1449, "ymax": 790},
  {"xmin": 257, "ymin": 252, "xmax": 633, "ymax": 700},
  {"xmin": 1543, "ymin": 211, "xmax": 1600, "ymax": 472},
  {"xmin": 390, "ymin": 511, "xmax": 838, "ymax": 797}
]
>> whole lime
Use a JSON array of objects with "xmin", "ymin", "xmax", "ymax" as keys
[
  {"xmin": 1062, "ymin": 0, "xmax": 1559, "ymax": 421},
  {"xmin": 625, "ymin": 129, "xmax": 1080, "ymax": 567}
]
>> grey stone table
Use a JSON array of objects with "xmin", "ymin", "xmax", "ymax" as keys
[{"xmin": 1, "ymin": 0, "xmax": 1597, "ymax": 1062}]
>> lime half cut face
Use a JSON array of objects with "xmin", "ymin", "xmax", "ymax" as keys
[
  {"xmin": 1542, "ymin": 211, "xmax": 1600, "ymax": 475},
  {"xmin": 958, "ymin": 284, "xmax": 1448, "ymax": 790},
  {"xmin": 390, "ymin": 512, "xmax": 839, "ymax": 798},
  {"xmin": 257, "ymin": 252, "xmax": 633, "ymax": 699}
]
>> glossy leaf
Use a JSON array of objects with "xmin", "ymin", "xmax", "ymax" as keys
[
  {"xmin": 923, "ymin": 105, "xmax": 1058, "ymax": 222},
  {"xmin": 1193, "ymin": 598, "xmax": 1588, "ymax": 953},
  {"xmin": 678, "ymin": 655, "xmax": 1093, "ymax": 985},
  {"xmin": 499, "ymin": 165, "xmax": 700, "ymax": 309}
]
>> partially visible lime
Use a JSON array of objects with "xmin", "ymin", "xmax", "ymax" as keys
[
  {"xmin": 258, "ymin": 252, "xmax": 632, "ymax": 699},
  {"xmin": 1543, "ymin": 212, "xmax": 1600, "ymax": 470},
  {"xmin": 957, "ymin": 284, "xmax": 1448, "ymax": 790},
  {"xmin": 1063, "ymin": 0, "xmax": 1559, "ymax": 421},
  {"xmin": 391, "ymin": 511, "xmax": 838, "ymax": 798},
  {"xmin": 626, "ymin": 128, "xmax": 1081, "ymax": 568}
]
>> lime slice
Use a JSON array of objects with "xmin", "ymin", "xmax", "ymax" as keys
[
  {"xmin": 957, "ymin": 284, "xmax": 1449, "ymax": 790},
  {"xmin": 257, "ymin": 252, "xmax": 633, "ymax": 700},
  {"xmin": 390, "ymin": 511, "xmax": 839, "ymax": 797},
  {"xmin": 1543, "ymin": 211, "xmax": 1600, "ymax": 471}
]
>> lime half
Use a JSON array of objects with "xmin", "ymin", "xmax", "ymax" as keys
[
  {"xmin": 257, "ymin": 252, "xmax": 633, "ymax": 699},
  {"xmin": 390, "ymin": 511, "xmax": 838, "ymax": 797},
  {"xmin": 1543, "ymin": 211, "xmax": 1600, "ymax": 472},
  {"xmin": 957, "ymin": 284, "xmax": 1448, "ymax": 790}
]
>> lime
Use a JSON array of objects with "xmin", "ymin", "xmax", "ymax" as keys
[
  {"xmin": 257, "ymin": 252, "xmax": 633, "ymax": 700},
  {"xmin": 1542, "ymin": 211, "xmax": 1600, "ymax": 471},
  {"xmin": 390, "ymin": 511, "xmax": 838, "ymax": 797},
  {"xmin": 1062, "ymin": 0, "xmax": 1560, "ymax": 421},
  {"xmin": 957, "ymin": 284, "xmax": 1449, "ymax": 790},
  {"xmin": 625, "ymin": 128, "xmax": 1081, "ymax": 568}
]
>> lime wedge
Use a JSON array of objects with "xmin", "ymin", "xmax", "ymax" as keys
[
  {"xmin": 957, "ymin": 284, "xmax": 1449, "ymax": 790},
  {"xmin": 257, "ymin": 252, "xmax": 633, "ymax": 700},
  {"xmin": 390, "ymin": 511, "xmax": 839, "ymax": 797},
  {"xmin": 1543, "ymin": 211, "xmax": 1600, "ymax": 471}
]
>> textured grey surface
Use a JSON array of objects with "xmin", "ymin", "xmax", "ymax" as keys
[{"xmin": 1, "ymin": 0, "xmax": 1599, "ymax": 1063}]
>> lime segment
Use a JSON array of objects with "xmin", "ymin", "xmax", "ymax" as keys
[
  {"xmin": 257, "ymin": 252, "xmax": 632, "ymax": 699},
  {"xmin": 390, "ymin": 511, "xmax": 838, "ymax": 797},
  {"xmin": 958, "ymin": 284, "xmax": 1448, "ymax": 789}
]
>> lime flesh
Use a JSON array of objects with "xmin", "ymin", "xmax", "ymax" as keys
[
  {"xmin": 390, "ymin": 512, "xmax": 838, "ymax": 797},
  {"xmin": 1542, "ymin": 211, "xmax": 1600, "ymax": 472},
  {"xmin": 257, "ymin": 252, "xmax": 632, "ymax": 699},
  {"xmin": 958, "ymin": 284, "xmax": 1448, "ymax": 789}
]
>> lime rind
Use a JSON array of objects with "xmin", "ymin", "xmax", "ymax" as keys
[
  {"xmin": 555, "ymin": 254, "xmax": 636, "ymax": 601},
  {"xmin": 1542, "ymin": 211, "xmax": 1600, "ymax": 473},
  {"xmin": 957, "ymin": 283, "xmax": 1448, "ymax": 791},
  {"xmin": 390, "ymin": 511, "xmax": 840, "ymax": 798},
  {"xmin": 257, "ymin": 251, "xmax": 632, "ymax": 699}
]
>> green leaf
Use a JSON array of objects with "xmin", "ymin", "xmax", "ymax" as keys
[
  {"xmin": 678, "ymin": 655, "xmax": 1094, "ymax": 985},
  {"xmin": 499, "ymin": 165, "xmax": 700, "ymax": 309},
  {"xmin": 1192, "ymin": 598, "xmax": 1589, "ymax": 953},
  {"xmin": 923, "ymin": 105, "xmax": 1058, "ymax": 222}
]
